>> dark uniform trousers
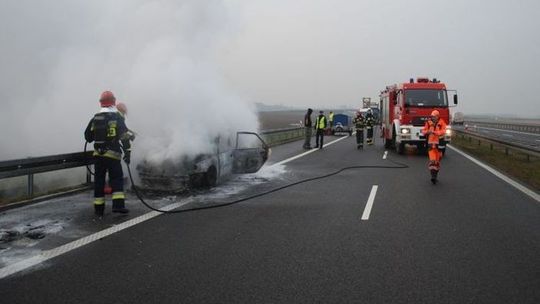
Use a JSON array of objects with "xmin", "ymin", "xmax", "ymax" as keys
[
  {"xmin": 94, "ymin": 156, "xmax": 125, "ymax": 212},
  {"xmin": 366, "ymin": 126, "xmax": 374, "ymax": 144},
  {"xmin": 356, "ymin": 128, "xmax": 364, "ymax": 146},
  {"xmin": 315, "ymin": 129, "xmax": 324, "ymax": 148}
]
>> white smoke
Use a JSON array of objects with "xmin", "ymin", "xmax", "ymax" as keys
[{"xmin": 0, "ymin": 0, "xmax": 259, "ymax": 163}]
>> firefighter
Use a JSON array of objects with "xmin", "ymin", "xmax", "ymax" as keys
[
  {"xmin": 353, "ymin": 111, "xmax": 365, "ymax": 149},
  {"xmin": 116, "ymin": 102, "xmax": 136, "ymax": 141},
  {"xmin": 421, "ymin": 110, "xmax": 447, "ymax": 184},
  {"xmin": 84, "ymin": 91, "xmax": 132, "ymax": 216},
  {"xmin": 303, "ymin": 108, "xmax": 313, "ymax": 149},
  {"xmin": 365, "ymin": 109, "xmax": 375, "ymax": 145},
  {"xmin": 314, "ymin": 110, "xmax": 327, "ymax": 149},
  {"xmin": 116, "ymin": 102, "xmax": 128, "ymax": 118}
]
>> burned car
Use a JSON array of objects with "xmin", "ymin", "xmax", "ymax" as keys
[{"xmin": 137, "ymin": 132, "xmax": 270, "ymax": 192}]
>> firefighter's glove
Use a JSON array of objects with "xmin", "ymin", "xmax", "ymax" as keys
[
  {"xmin": 127, "ymin": 130, "xmax": 136, "ymax": 141},
  {"xmin": 123, "ymin": 151, "xmax": 131, "ymax": 165}
]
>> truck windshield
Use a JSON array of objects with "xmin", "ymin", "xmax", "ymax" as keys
[{"xmin": 404, "ymin": 90, "xmax": 447, "ymax": 107}]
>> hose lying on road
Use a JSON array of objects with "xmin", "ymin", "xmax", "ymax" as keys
[{"xmin": 125, "ymin": 158, "xmax": 409, "ymax": 214}]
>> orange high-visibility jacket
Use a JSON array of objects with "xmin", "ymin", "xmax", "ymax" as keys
[{"xmin": 422, "ymin": 119, "xmax": 447, "ymax": 145}]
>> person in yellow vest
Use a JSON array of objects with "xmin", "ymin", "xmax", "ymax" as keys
[
  {"xmin": 328, "ymin": 111, "xmax": 334, "ymax": 135},
  {"xmin": 421, "ymin": 110, "xmax": 447, "ymax": 184},
  {"xmin": 314, "ymin": 110, "xmax": 327, "ymax": 149}
]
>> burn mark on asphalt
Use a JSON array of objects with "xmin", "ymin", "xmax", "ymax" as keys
[{"xmin": 0, "ymin": 221, "xmax": 63, "ymax": 243}]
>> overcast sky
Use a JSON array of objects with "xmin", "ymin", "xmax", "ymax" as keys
[
  {"xmin": 1, "ymin": 0, "xmax": 539, "ymax": 159},
  {"xmin": 220, "ymin": 0, "xmax": 540, "ymax": 116}
]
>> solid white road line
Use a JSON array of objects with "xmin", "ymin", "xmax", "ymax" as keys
[
  {"xmin": 1, "ymin": 135, "xmax": 354, "ymax": 279},
  {"xmin": 271, "ymin": 134, "xmax": 352, "ymax": 167},
  {"xmin": 448, "ymin": 145, "xmax": 540, "ymax": 203},
  {"xmin": 383, "ymin": 151, "xmax": 388, "ymax": 159},
  {"xmin": 361, "ymin": 185, "xmax": 379, "ymax": 220},
  {"xmin": 0, "ymin": 199, "xmax": 193, "ymax": 280}
]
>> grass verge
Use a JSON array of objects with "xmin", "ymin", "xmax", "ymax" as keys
[{"xmin": 451, "ymin": 134, "xmax": 540, "ymax": 192}]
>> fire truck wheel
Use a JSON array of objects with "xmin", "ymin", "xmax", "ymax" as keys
[
  {"xmin": 396, "ymin": 142, "xmax": 405, "ymax": 154},
  {"xmin": 384, "ymin": 136, "xmax": 392, "ymax": 149},
  {"xmin": 391, "ymin": 126, "xmax": 403, "ymax": 154},
  {"xmin": 417, "ymin": 145, "xmax": 428, "ymax": 156}
]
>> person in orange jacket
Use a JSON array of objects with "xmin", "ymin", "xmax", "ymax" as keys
[{"xmin": 421, "ymin": 110, "xmax": 447, "ymax": 184}]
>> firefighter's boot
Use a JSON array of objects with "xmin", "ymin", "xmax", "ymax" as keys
[
  {"xmin": 94, "ymin": 197, "xmax": 105, "ymax": 216},
  {"xmin": 112, "ymin": 199, "xmax": 129, "ymax": 214},
  {"xmin": 94, "ymin": 204, "xmax": 105, "ymax": 217}
]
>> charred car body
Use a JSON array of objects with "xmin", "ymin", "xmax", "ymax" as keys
[{"xmin": 137, "ymin": 132, "xmax": 270, "ymax": 192}]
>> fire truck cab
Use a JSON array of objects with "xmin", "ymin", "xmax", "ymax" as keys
[{"xmin": 380, "ymin": 77, "xmax": 457, "ymax": 154}]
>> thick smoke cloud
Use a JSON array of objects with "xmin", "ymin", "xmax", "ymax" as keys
[{"xmin": 0, "ymin": 0, "xmax": 258, "ymax": 161}]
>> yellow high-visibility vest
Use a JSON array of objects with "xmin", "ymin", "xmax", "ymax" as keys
[{"xmin": 316, "ymin": 116, "xmax": 326, "ymax": 129}]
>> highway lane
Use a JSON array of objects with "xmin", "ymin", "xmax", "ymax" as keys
[
  {"xmin": 454, "ymin": 124, "xmax": 540, "ymax": 150},
  {"xmin": 1, "ymin": 133, "xmax": 539, "ymax": 303}
]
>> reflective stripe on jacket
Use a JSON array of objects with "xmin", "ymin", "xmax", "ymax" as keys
[
  {"xmin": 353, "ymin": 116, "xmax": 365, "ymax": 129},
  {"xmin": 422, "ymin": 119, "xmax": 447, "ymax": 145}
]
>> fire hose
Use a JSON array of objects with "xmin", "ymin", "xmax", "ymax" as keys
[{"xmin": 85, "ymin": 141, "xmax": 409, "ymax": 214}]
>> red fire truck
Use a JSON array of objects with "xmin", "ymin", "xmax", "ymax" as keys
[{"xmin": 379, "ymin": 77, "xmax": 458, "ymax": 154}]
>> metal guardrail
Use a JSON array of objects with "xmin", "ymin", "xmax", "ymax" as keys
[
  {"xmin": 453, "ymin": 129, "xmax": 540, "ymax": 159},
  {"xmin": 260, "ymin": 127, "xmax": 305, "ymax": 147},
  {"xmin": 2, "ymin": 126, "xmax": 536, "ymax": 202},
  {"xmin": 465, "ymin": 120, "xmax": 540, "ymax": 134},
  {"xmin": 0, "ymin": 128, "xmax": 306, "ymax": 201},
  {"xmin": 0, "ymin": 151, "xmax": 95, "ymax": 197}
]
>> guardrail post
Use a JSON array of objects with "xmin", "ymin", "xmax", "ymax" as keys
[
  {"xmin": 490, "ymin": 144, "xmax": 493, "ymax": 150},
  {"xmin": 27, "ymin": 174, "xmax": 34, "ymax": 197},
  {"xmin": 86, "ymin": 166, "xmax": 92, "ymax": 184},
  {"xmin": 505, "ymin": 148, "xmax": 509, "ymax": 156}
]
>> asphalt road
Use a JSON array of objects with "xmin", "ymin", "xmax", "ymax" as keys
[
  {"xmin": 454, "ymin": 124, "xmax": 540, "ymax": 151},
  {"xmin": 1, "ymin": 133, "xmax": 539, "ymax": 303}
]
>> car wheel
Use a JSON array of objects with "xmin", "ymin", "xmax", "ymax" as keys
[
  {"xmin": 204, "ymin": 166, "xmax": 217, "ymax": 187},
  {"xmin": 189, "ymin": 173, "xmax": 204, "ymax": 188}
]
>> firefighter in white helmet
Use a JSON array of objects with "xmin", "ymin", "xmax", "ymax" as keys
[{"xmin": 421, "ymin": 110, "xmax": 447, "ymax": 184}]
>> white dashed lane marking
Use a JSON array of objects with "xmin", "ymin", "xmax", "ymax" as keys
[{"xmin": 361, "ymin": 185, "xmax": 379, "ymax": 221}]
